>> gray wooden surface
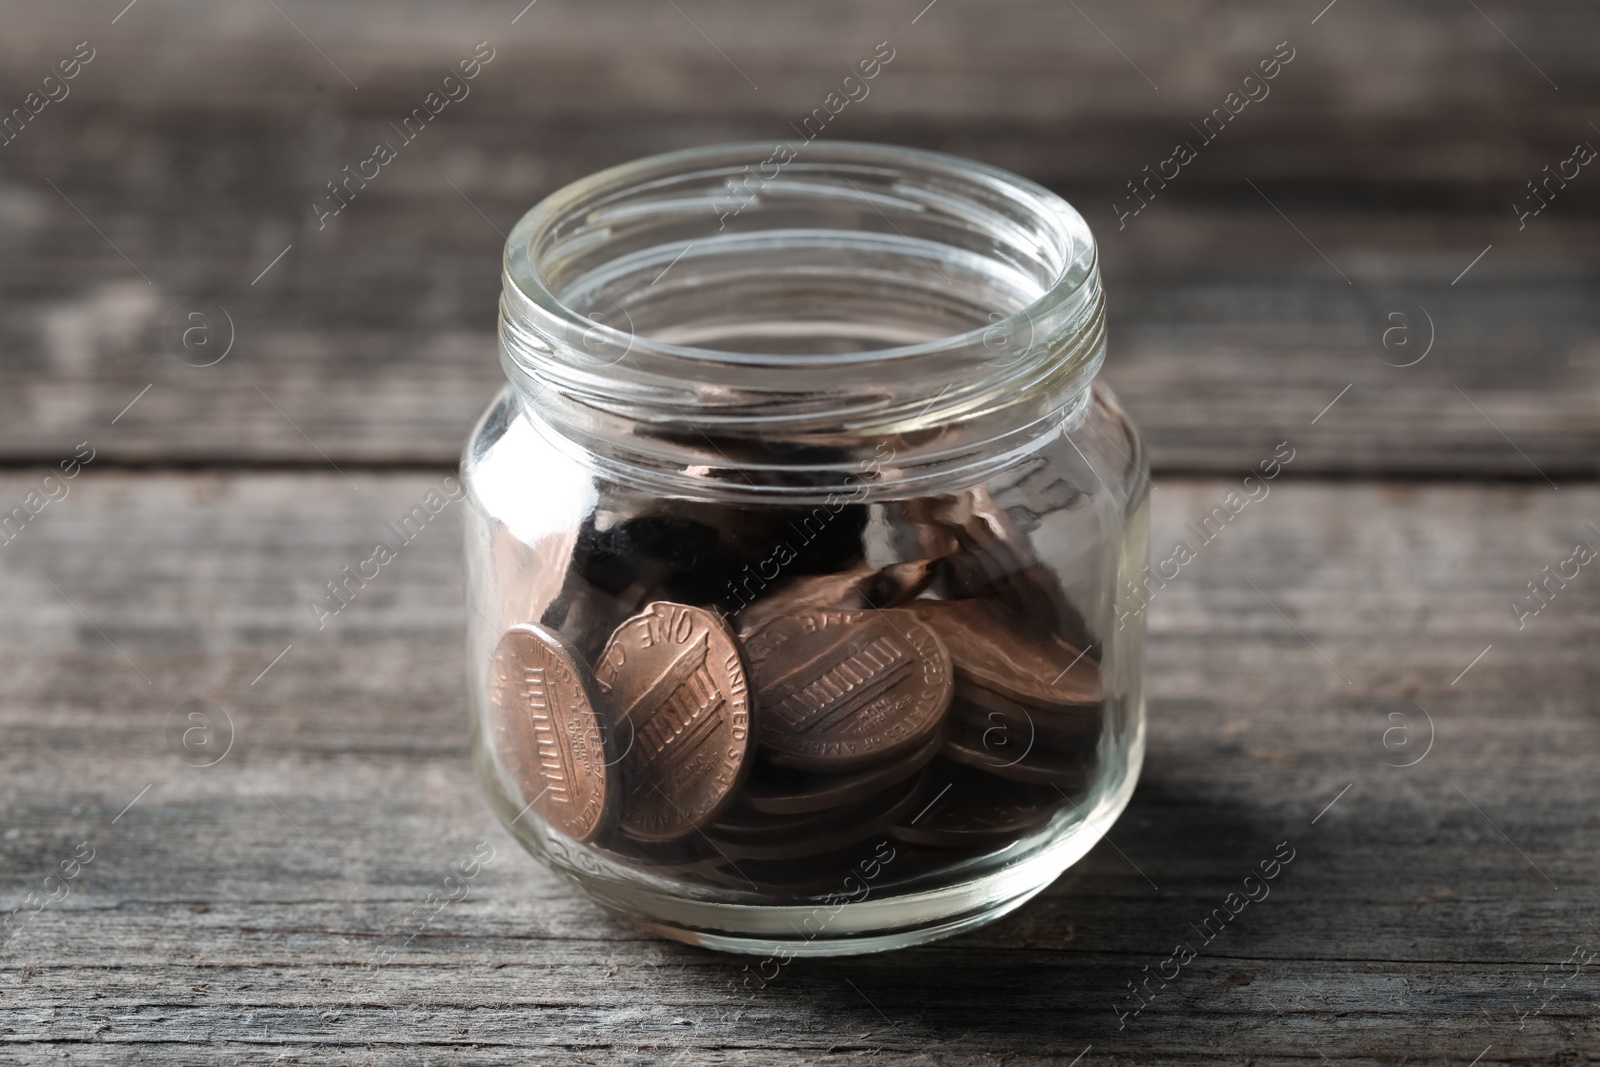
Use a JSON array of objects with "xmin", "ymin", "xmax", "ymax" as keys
[
  {"xmin": 3, "ymin": 476, "xmax": 1596, "ymax": 1064},
  {"xmin": 2, "ymin": 0, "xmax": 1597, "ymax": 1063}
]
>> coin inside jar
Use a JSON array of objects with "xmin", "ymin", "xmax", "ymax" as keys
[
  {"xmin": 737, "ymin": 729, "xmax": 944, "ymax": 815},
  {"xmin": 705, "ymin": 771, "xmax": 927, "ymax": 861},
  {"xmin": 891, "ymin": 766, "xmax": 1055, "ymax": 849},
  {"xmin": 950, "ymin": 682, "xmax": 1102, "ymax": 747},
  {"xmin": 942, "ymin": 715, "xmax": 1093, "ymax": 788},
  {"xmin": 733, "ymin": 559, "xmax": 938, "ymax": 637},
  {"xmin": 594, "ymin": 602, "xmax": 755, "ymax": 843},
  {"xmin": 903, "ymin": 598, "xmax": 1102, "ymax": 708},
  {"xmin": 746, "ymin": 608, "xmax": 953, "ymax": 770},
  {"xmin": 927, "ymin": 485, "xmax": 1082, "ymax": 637},
  {"xmin": 490, "ymin": 624, "xmax": 612, "ymax": 844}
]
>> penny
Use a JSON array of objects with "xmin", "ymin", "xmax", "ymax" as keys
[
  {"xmin": 950, "ymin": 682, "xmax": 1102, "ymax": 747},
  {"xmin": 886, "ymin": 497, "xmax": 963, "ymax": 563},
  {"xmin": 549, "ymin": 577, "xmax": 652, "ymax": 662},
  {"xmin": 709, "ymin": 801, "xmax": 852, "ymax": 842},
  {"xmin": 599, "ymin": 830, "xmax": 719, "ymax": 867},
  {"xmin": 714, "ymin": 765, "xmax": 919, "ymax": 838},
  {"xmin": 490, "ymin": 624, "xmax": 612, "ymax": 844},
  {"xmin": 594, "ymin": 602, "xmax": 755, "ymax": 843},
  {"xmin": 930, "ymin": 485, "xmax": 1082, "ymax": 637},
  {"xmin": 602, "ymin": 837, "xmax": 729, "ymax": 879},
  {"xmin": 942, "ymin": 716, "xmax": 1093, "ymax": 788},
  {"xmin": 706, "ymin": 772, "xmax": 926, "ymax": 861},
  {"xmin": 734, "ymin": 559, "xmax": 938, "ymax": 636},
  {"xmin": 738, "ymin": 729, "xmax": 944, "ymax": 815},
  {"xmin": 891, "ymin": 767, "xmax": 1055, "ymax": 849},
  {"xmin": 946, "ymin": 699, "xmax": 1039, "ymax": 773},
  {"xmin": 697, "ymin": 837, "xmax": 900, "ymax": 894},
  {"xmin": 580, "ymin": 512, "xmax": 760, "ymax": 610},
  {"xmin": 903, "ymin": 599, "xmax": 1102, "ymax": 709},
  {"xmin": 746, "ymin": 608, "xmax": 953, "ymax": 770}
]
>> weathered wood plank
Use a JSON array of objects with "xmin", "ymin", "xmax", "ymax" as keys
[
  {"xmin": 3, "ymin": 2, "xmax": 1598, "ymax": 1061},
  {"xmin": 2, "ymin": 0, "xmax": 1597, "ymax": 475},
  {"xmin": 1, "ymin": 0, "xmax": 1594, "ymax": 132},
  {"xmin": 1, "ymin": 472, "xmax": 1595, "ymax": 1062},
  {"xmin": 3, "ymin": 165, "xmax": 1595, "ymax": 477}
]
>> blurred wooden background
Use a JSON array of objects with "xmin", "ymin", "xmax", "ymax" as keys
[
  {"xmin": 2, "ymin": 2, "xmax": 1598, "ymax": 1064},
  {"xmin": 1, "ymin": 0, "xmax": 1596, "ymax": 473}
]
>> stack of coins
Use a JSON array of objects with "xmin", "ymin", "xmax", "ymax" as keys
[
  {"xmin": 489, "ymin": 560, "xmax": 1104, "ymax": 890},
  {"xmin": 905, "ymin": 599, "xmax": 1103, "ymax": 789}
]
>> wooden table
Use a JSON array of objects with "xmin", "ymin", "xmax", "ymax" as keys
[{"xmin": 3, "ymin": 2, "xmax": 1596, "ymax": 1062}]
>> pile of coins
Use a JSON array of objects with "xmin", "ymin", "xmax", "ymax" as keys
[{"xmin": 490, "ymin": 557, "xmax": 1105, "ymax": 891}]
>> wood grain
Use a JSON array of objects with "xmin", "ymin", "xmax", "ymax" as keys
[
  {"xmin": 3, "ymin": 164, "xmax": 1595, "ymax": 476},
  {"xmin": 1, "ymin": 473, "xmax": 1594, "ymax": 1063},
  {"xmin": 1, "ymin": 1, "xmax": 1597, "ymax": 475},
  {"xmin": 2, "ymin": 1, "xmax": 1595, "ymax": 1061},
  {"xmin": 2, "ymin": 0, "xmax": 1594, "ymax": 132}
]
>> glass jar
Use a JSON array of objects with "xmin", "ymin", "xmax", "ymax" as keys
[{"xmin": 462, "ymin": 142, "xmax": 1148, "ymax": 956}]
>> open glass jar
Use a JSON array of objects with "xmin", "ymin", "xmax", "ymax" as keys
[{"xmin": 463, "ymin": 142, "xmax": 1148, "ymax": 955}]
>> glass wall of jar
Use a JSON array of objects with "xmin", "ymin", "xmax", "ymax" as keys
[{"xmin": 462, "ymin": 142, "xmax": 1148, "ymax": 955}]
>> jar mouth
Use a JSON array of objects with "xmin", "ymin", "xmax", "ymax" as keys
[
  {"xmin": 499, "ymin": 141, "xmax": 1105, "ymax": 454},
  {"xmin": 503, "ymin": 141, "xmax": 1098, "ymax": 372}
]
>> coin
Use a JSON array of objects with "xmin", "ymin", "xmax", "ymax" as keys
[
  {"xmin": 580, "ymin": 512, "xmax": 758, "ymax": 610},
  {"xmin": 734, "ymin": 559, "xmax": 938, "ymax": 636},
  {"xmin": 594, "ymin": 602, "xmax": 755, "ymax": 843},
  {"xmin": 547, "ymin": 577, "xmax": 653, "ymax": 662},
  {"xmin": 885, "ymin": 497, "xmax": 963, "ymax": 563},
  {"xmin": 942, "ymin": 715, "xmax": 1093, "ymax": 788},
  {"xmin": 738, "ymin": 729, "xmax": 944, "ymax": 815},
  {"xmin": 490, "ymin": 624, "xmax": 612, "ymax": 844},
  {"xmin": 714, "ymin": 764, "xmax": 922, "ymax": 838},
  {"xmin": 600, "ymin": 835, "xmax": 727, "ymax": 878},
  {"xmin": 929, "ymin": 485, "xmax": 1082, "ymax": 638},
  {"xmin": 891, "ymin": 766, "xmax": 1054, "ymax": 849},
  {"xmin": 946, "ymin": 697, "xmax": 1039, "ymax": 773},
  {"xmin": 706, "ymin": 772, "xmax": 926, "ymax": 861},
  {"xmin": 903, "ymin": 599, "xmax": 1101, "ymax": 709},
  {"xmin": 746, "ymin": 608, "xmax": 953, "ymax": 770},
  {"xmin": 950, "ymin": 682, "xmax": 1102, "ymax": 747}
]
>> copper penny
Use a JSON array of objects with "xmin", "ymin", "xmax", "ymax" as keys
[
  {"xmin": 594, "ymin": 602, "xmax": 755, "ymax": 843},
  {"xmin": 706, "ymin": 772, "xmax": 926, "ymax": 861},
  {"xmin": 711, "ymin": 796, "xmax": 863, "ymax": 842},
  {"xmin": 942, "ymin": 716, "xmax": 1093, "ymax": 788},
  {"xmin": 600, "ymin": 835, "xmax": 729, "ymax": 879},
  {"xmin": 738, "ymin": 729, "xmax": 944, "ymax": 815},
  {"xmin": 734, "ymin": 559, "xmax": 938, "ymax": 636},
  {"xmin": 951, "ymin": 682, "xmax": 1102, "ymax": 747},
  {"xmin": 746, "ymin": 608, "xmax": 953, "ymax": 770},
  {"xmin": 930, "ymin": 485, "xmax": 1083, "ymax": 638},
  {"xmin": 904, "ymin": 599, "xmax": 1102, "ymax": 709},
  {"xmin": 698, "ymin": 846, "xmax": 894, "ymax": 894},
  {"xmin": 490, "ymin": 624, "xmax": 612, "ymax": 844},
  {"xmin": 891, "ymin": 767, "xmax": 1054, "ymax": 849}
]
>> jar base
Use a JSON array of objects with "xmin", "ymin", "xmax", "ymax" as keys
[
  {"xmin": 574, "ymin": 750, "xmax": 1141, "ymax": 958},
  {"xmin": 625, "ymin": 877, "xmax": 1052, "ymax": 958}
]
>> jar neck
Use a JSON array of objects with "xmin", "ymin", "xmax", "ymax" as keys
[{"xmin": 497, "ymin": 142, "xmax": 1105, "ymax": 497}]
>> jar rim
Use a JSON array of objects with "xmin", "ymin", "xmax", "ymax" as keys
[{"xmin": 502, "ymin": 140, "xmax": 1098, "ymax": 371}]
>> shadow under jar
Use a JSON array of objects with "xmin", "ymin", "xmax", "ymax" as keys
[{"xmin": 463, "ymin": 142, "xmax": 1149, "ymax": 956}]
